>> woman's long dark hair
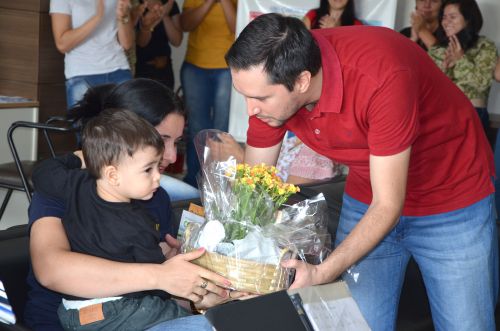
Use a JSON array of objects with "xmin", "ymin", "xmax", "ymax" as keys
[
  {"xmin": 68, "ymin": 78, "xmax": 185, "ymax": 130},
  {"xmin": 435, "ymin": 0, "xmax": 482, "ymax": 51},
  {"xmin": 312, "ymin": 0, "xmax": 356, "ymax": 29}
]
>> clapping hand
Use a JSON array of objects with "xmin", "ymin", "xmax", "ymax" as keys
[
  {"xmin": 163, "ymin": 0, "xmax": 175, "ymax": 16},
  {"xmin": 410, "ymin": 11, "xmax": 424, "ymax": 41},
  {"xmin": 141, "ymin": 1, "xmax": 163, "ymax": 30},
  {"xmin": 116, "ymin": 0, "xmax": 132, "ymax": 22},
  {"xmin": 318, "ymin": 13, "xmax": 341, "ymax": 29},
  {"xmin": 443, "ymin": 35, "xmax": 464, "ymax": 69}
]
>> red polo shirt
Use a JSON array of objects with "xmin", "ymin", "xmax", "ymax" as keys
[{"xmin": 247, "ymin": 26, "xmax": 494, "ymax": 216}]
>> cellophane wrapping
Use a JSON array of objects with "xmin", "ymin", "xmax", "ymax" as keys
[{"xmin": 181, "ymin": 129, "xmax": 331, "ymax": 294}]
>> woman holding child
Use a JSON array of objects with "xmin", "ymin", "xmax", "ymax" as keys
[{"xmin": 24, "ymin": 79, "xmax": 240, "ymax": 331}]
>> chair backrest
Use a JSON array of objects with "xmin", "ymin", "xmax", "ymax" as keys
[{"xmin": 7, "ymin": 118, "xmax": 76, "ymax": 201}]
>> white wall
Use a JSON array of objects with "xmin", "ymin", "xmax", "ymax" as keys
[{"xmin": 395, "ymin": 0, "xmax": 500, "ymax": 114}]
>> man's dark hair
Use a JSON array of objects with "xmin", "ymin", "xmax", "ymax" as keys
[
  {"xmin": 436, "ymin": 0, "xmax": 483, "ymax": 51},
  {"xmin": 225, "ymin": 13, "xmax": 322, "ymax": 91},
  {"xmin": 82, "ymin": 108, "xmax": 165, "ymax": 179}
]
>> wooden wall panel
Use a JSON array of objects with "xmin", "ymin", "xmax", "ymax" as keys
[
  {"xmin": 0, "ymin": 80, "xmax": 38, "ymax": 101},
  {"xmin": 38, "ymin": 13, "xmax": 65, "ymax": 83},
  {"xmin": 0, "ymin": 9, "xmax": 39, "ymax": 84},
  {"xmin": 1, "ymin": 0, "xmax": 49, "ymax": 13}
]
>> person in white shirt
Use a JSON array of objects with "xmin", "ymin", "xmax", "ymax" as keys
[{"xmin": 50, "ymin": 0, "xmax": 135, "ymax": 108}]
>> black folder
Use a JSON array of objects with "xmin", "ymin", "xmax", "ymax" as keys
[{"xmin": 204, "ymin": 290, "xmax": 311, "ymax": 331}]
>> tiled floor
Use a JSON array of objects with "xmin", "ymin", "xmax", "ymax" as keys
[{"xmin": 0, "ymin": 189, "xmax": 30, "ymax": 230}]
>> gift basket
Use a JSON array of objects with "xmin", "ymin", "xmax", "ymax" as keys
[{"xmin": 181, "ymin": 130, "xmax": 331, "ymax": 294}]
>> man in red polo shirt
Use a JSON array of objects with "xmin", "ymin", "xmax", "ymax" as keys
[{"xmin": 225, "ymin": 13, "xmax": 497, "ymax": 331}]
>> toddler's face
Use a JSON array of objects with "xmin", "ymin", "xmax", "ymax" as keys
[{"xmin": 115, "ymin": 146, "xmax": 162, "ymax": 201}]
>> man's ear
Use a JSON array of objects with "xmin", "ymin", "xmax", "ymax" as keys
[
  {"xmin": 102, "ymin": 165, "xmax": 120, "ymax": 186},
  {"xmin": 295, "ymin": 71, "xmax": 312, "ymax": 93}
]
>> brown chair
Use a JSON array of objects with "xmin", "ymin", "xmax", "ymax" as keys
[{"xmin": 0, "ymin": 118, "xmax": 76, "ymax": 221}]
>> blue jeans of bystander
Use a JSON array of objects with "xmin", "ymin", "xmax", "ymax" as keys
[
  {"xmin": 65, "ymin": 69, "xmax": 132, "ymax": 109},
  {"xmin": 181, "ymin": 62, "xmax": 231, "ymax": 187},
  {"xmin": 335, "ymin": 193, "xmax": 498, "ymax": 331}
]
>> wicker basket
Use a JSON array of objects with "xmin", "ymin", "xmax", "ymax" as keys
[{"xmin": 192, "ymin": 250, "xmax": 289, "ymax": 294}]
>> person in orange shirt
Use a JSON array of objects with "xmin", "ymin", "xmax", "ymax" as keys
[{"xmin": 180, "ymin": 0, "xmax": 237, "ymax": 187}]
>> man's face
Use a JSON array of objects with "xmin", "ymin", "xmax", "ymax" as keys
[{"xmin": 231, "ymin": 65, "xmax": 303, "ymax": 127}]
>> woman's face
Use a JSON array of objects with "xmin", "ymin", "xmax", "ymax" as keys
[
  {"xmin": 442, "ymin": 4, "xmax": 467, "ymax": 37},
  {"xmin": 154, "ymin": 113, "xmax": 185, "ymax": 173},
  {"xmin": 415, "ymin": 0, "xmax": 442, "ymax": 22},
  {"xmin": 328, "ymin": 0, "xmax": 349, "ymax": 11}
]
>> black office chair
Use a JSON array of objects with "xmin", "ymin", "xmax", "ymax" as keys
[{"xmin": 0, "ymin": 118, "xmax": 76, "ymax": 221}]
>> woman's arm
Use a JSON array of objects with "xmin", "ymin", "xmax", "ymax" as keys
[
  {"xmin": 162, "ymin": 1, "xmax": 183, "ymax": 47},
  {"xmin": 180, "ymin": 0, "xmax": 215, "ymax": 32},
  {"xmin": 30, "ymin": 216, "xmax": 230, "ymax": 302},
  {"xmin": 219, "ymin": 0, "xmax": 236, "ymax": 34},
  {"xmin": 51, "ymin": 0, "xmax": 105, "ymax": 54},
  {"xmin": 116, "ymin": 0, "xmax": 134, "ymax": 50}
]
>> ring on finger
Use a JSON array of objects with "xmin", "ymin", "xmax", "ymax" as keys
[{"xmin": 200, "ymin": 280, "xmax": 208, "ymax": 289}]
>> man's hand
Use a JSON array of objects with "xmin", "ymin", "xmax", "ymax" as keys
[
  {"xmin": 207, "ymin": 132, "xmax": 245, "ymax": 163},
  {"xmin": 281, "ymin": 259, "xmax": 327, "ymax": 289}
]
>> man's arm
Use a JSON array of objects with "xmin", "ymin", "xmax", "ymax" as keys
[
  {"xmin": 284, "ymin": 147, "xmax": 410, "ymax": 287},
  {"xmin": 30, "ymin": 217, "xmax": 230, "ymax": 302},
  {"xmin": 244, "ymin": 142, "xmax": 282, "ymax": 166}
]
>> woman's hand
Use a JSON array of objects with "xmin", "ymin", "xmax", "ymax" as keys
[
  {"xmin": 156, "ymin": 248, "xmax": 231, "ymax": 303},
  {"xmin": 163, "ymin": 0, "xmax": 175, "ymax": 16},
  {"xmin": 443, "ymin": 34, "xmax": 464, "ymax": 69},
  {"xmin": 318, "ymin": 13, "xmax": 341, "ymax": 29},
  {"xmin": 141, "ymin": 4, "xmax": 163, "ymax": 31},
  {"xmin": 116, "ymin": 0, "xmax": 132, "ymax": 22},
  {"xmin": 195, "ymin": 289, "xmax": 250, "ymax": 310},
  {"xmin": 410, "ymin": 11, "xmax": 424, "ymax": 41}
]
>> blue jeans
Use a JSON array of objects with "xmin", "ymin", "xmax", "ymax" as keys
[
  {"xmin": 160, "ymin": 174, "xmax": 200, "ymax": 202},
  {"xmin": 336, "ymin": 194, "xmax": 498, "ymax": 331},
  {"xmin": 65, "ymin": 69, "xmax": 132, "ymax": 109},
  {"xmin": 495, "ymin": 131, "xmax": 500, "ymax": 219},
  {"xmin": 145, "ymin": 315, "xmax": 212, "ymax": 331},
  {"xmin": 180, "ymin": 62, "xmax": 231, "ymax": 187}
]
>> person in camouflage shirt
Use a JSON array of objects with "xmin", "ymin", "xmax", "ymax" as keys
[{"xmin": 428, "ymin": 0, "xmax": 497, "ymax": 131}]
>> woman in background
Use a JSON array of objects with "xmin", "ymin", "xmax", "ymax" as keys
[
  {"xmin": 400, "ymin": 0, "xmax": 442, "ymax": 50},
  {"xmin": 303, "ymin": 0, "xmax": 362, "ymax": 30},
  {"xmin": 50, "ymin": 0, "xmax": 134, "ymax": 108},
  {"xmin": 428, "ymin": 0, "xmax": 497, "ymax": 131},
  {"xmin": 136, "ymin": 0, "xmax": 183, "ymax": 89},
  {"xmin": 180, "ymin": 0, "xmax": 237, "ymax": 188}
]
